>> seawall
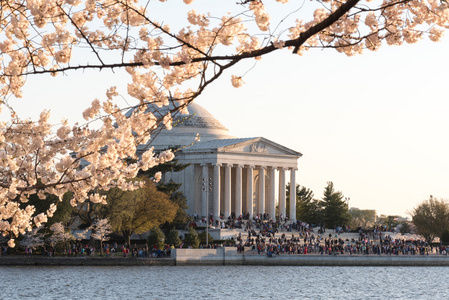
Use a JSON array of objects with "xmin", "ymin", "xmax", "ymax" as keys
[
  {"xmin": 0, "ymin": 256, "xmax": 175, "ymax": 266},
  {"xmin": 2, "ymin": 249, "xmax": 449, "ymax": 266},
  {"xmin": 173, "ymin": 248, "xmax": 449, "ymax": 266}
]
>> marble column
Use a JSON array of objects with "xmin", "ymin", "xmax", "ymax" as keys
[
  {"xmin": 258, "ymin": 166, "xmax": 265, "ymax": 215},
  {"xmin": 289, "ymin": 168, "xmax": 296, "ymax": 223},
  {"xmin": 185, "ymin": 164, "xmax": 195, "ymax": 216},
  {"xmin": 201, "ymin": 164, "xmax": 209, "ymax": 218},
  {"xmin": 269, "ymin": 167, "xmax": 276, "ymax": 220},
  {"xmin": 278, "ymin": 167, "xmax": 286, "ymax": 221},
  {"xmin": 213, "ymin": 164, "xmax": 221, "ymax": 220},
  {"xmin": 235, "ymin": 164, "xmax": 243, "ymax": 218},
  {"xmin": 224, "ymin": 164, "xmax": 232, "ymax": 218},
  {"xmin": 247, "ymin": 166, "xmax": 254, "ymax": 220}
]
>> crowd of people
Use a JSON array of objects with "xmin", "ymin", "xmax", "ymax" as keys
[
  {"xmin": 17, "ymin": 242, "xmax": 174, "ymax": 258},
  {"xmin": 232, "ymin": 218, "xmax": 449, "ymax": 256},
  {"xmin": 191, "ymin": 213, "xmax": 449, "ymax": 256},
  {"xmin": 5, "ymin": 213, "xmax": 449, "ymax": 258}
]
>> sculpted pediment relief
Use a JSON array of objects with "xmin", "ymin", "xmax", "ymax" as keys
[
  {"xmin": 220, "ymin": 138, "xmax": 300, "ymax": 156},
  {"xmin": 250, "ymin": 142, "xmax": 267, "ymax": 153}
]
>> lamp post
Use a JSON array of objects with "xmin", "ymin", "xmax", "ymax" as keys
[
  {"xmin": 202, "ymin": 177, "xmax": 212, "ymax": 247},
  {"xmin": 344, "ymin": 197, "xmax": 351, "ymax": 235}
]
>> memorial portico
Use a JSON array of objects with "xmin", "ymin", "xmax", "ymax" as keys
[
  {"xmin": 134, "ymin": 102, "xmax": 302, "ymax": 223},
  {"xmin": 172, "ymin": 137, "xmax": 301, "ymax": 222}
]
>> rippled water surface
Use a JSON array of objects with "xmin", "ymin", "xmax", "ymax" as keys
[{"xmin": 1, "ymin": 266, "xmax": 447, "ymax": 299}]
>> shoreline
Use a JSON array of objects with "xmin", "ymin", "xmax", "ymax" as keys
[
  {"xmin": 0, "ymin": 256, "xmax": 175, "ymax": 266},
  {"xmin": 174, "ymin": 249, "xmax": 449, "ymax": 266},
  {"xmin": 2, "ymin": 252, "xmax": 449, "ymax": 267}
]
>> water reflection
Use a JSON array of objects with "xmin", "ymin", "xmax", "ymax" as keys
[{"xmin": 1, "ymin": 266, "xmax": 446, "ymax": 299}]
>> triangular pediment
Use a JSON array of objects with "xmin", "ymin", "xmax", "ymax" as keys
[
  {"xmin": 182, "ymin": 137, "xmax": 301, "ymax": 157},
  {"xmin": 218, "ymin": 137, "xmax": 301, "ymax": 157}
]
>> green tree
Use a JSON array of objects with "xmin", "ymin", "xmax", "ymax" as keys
[
  {"xmin": 399, "ymin": 222, "xmax": 412, "ymax": 234},
  {"xmin": 139, "ymin": 148, "xmax": 190, "ymax": 229},
  {"xmin": 377, "ymin": 215, "xmax": 401, "ymax": 231},
  {"xmin": 106, "ymin": 178, "xmax": 178, "ymax": 246},
  {"xmin": 295, "ymin": 185, "xmax": 323, "ymax": 226},
  {"xmin": 184, "ymin": 226, "xmax": 200, "ymax": 249},
  {"xmin": 138, "ymin": 148, "xmax": 189, "ymax": 196},
  {"xmin": 198, "ymin": 231, "xmax": 214, "ymax": 246},
  {"xmin": 162, "ymin": 191, "xmax": 190, "ymax": 231},
  {"xmin": 147, "ymin": 227, "xmax": 166, "ymax": 250},
  {"xmin": 349, "ymin": 208, "xmax": 376, "ymax": 229},
  {"xmin": 298, "ymin": 199, "xmax": 324, "ymax": 226},
  {"xmin": 387, "ymin": 216, "xmax": 400, "ymax": 231},
  {"xmin": 286, "ymin": 183, "xmax": 322, "ymax": 224},
  {"xmin": 322, "ymin": 182, "xmax": 351, "ymax": 229},
  {"xmin": 411, "ymin": 197, "xmax": 449, "ymax": 244},
  {"xmin": 166, "ymin": 228, "xmax": 182, "ymax": 248}
]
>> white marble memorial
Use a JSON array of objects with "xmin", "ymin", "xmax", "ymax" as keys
[{"xmin": 133, "ymin": 103, "xmax": 302, "ymax": 222}]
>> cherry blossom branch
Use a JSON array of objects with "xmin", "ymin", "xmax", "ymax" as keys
[
  {"xmin": 291, "ymin": 0, "xmax": 360, "ymax": 53},
  {"xmin": 8, "ymin": 0, "xmax": 362, "ymax": 78},
  {"xmin": 56, "ymin": 3, "xmax": 106, "ymax": 66}
]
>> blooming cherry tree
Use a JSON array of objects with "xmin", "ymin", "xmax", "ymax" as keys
[
  {"xmin": 1, "ymin": 0, "xmax": 449, "ymax": 246},
  {"xmin": 48, "ymin": 222, "xmax": 74, "ymax": 247},
  {"xmin": 89, "ymin": 218, "xmax": 112, "ymax": 254},
  {"xmin": 19, "ymin": 227, "xmax": 45, "ymax": 250}
]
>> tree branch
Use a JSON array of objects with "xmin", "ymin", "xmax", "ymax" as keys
[{"xmin": 292, "ymin": 0, "xmax": 361, "ymax": 53}]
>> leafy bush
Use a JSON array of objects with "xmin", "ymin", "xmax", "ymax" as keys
[
  {"xmin": 148, "ymin": 227, "xmax": 165, "ymax": 250},
  {"xmin": 166, "ymin": 228, "xmax": 181, "ymax": 248},
  {"xmin": 399, "ymin": 222, "xmax": 411, "ymax": 234},
  {"xmin": 184, "ymin": 226, "xmax": 200, "ymax": 248},
  {"xmin": 198, "ymin": 231, "xmax": 214, "ymax": 245}
]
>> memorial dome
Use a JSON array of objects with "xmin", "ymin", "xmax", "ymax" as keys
[{"xmin": 131, "ymin": 102, "xmax": 235, "ymax": 150}]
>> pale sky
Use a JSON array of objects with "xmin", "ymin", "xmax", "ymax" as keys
[
  {"xmin": 196, "ymin": 37, "xmax": 449, "ymax": 217},
  {"xmin": 4, "ymin": 1, "xmax": 449, "ymax": 217}
]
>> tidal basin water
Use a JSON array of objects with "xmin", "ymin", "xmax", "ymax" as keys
[{"xmin": 1, "ymin": 265, "xmax": 447, "ymax": 299}]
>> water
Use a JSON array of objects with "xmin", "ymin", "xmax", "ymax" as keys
[{"xmin": 0, "ymin": 266, "xmax": 447, "ymax": 299}]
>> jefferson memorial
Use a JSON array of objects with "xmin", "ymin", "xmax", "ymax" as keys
[{"xmin": 143, "ymin": 103, "xmax": 302, "ymax": 223}]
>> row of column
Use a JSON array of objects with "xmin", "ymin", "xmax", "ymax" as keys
[{"xmin": 201, "ymin": 163, "xmax": 297, "ymax": 223}]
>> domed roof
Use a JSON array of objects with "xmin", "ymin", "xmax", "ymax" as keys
[
  {"xmin": 173, "ymin": 102, "xmax": 228, "ymax": 131},
  {"xmin": 131, "ymin": 102, "xmax": 234, "ymax": 151}
]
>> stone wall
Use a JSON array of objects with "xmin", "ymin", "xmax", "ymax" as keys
[
  {"xmin": 174, "ymin": 248, "xmax": 226, "ymax": 265},
  {"xmin": 0, "ymin": 256, "xmax": 175, "ymax": 266},
  {"xmin": 173, "ymin": 248, "xmax": 449, "ymax": 266},
  {"xmin": 2, "ymin": 250, "xmax": 449, "ymax": 266}
]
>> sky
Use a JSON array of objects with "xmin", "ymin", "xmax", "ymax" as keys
[
  {"xmin": 196, "ymin": 37, "xmax": 449, "ymax": 218},
  {"xmin": 4, "ymin": 0, "xmax": 449, "ymax": 217}
]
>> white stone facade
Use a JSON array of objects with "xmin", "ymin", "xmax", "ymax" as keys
[{"xmin": 138, "ymin": 103, "xmax": 302, "ymax": 222}]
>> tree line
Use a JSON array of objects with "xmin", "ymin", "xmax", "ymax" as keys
[
  {"xmin": 287, "ymin": 181, "xmax": 351, "ymax": 229},
  {"xmin": 11, "ymin": 171, "xmax": 449, "ymax": 253},
  {"xmin": 290, "ymin": 182, "xmax": 449, "ymax": 245},
  {"xmin": 13, "ymin": 157, "xmax": 191, "ymax": 253}
]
